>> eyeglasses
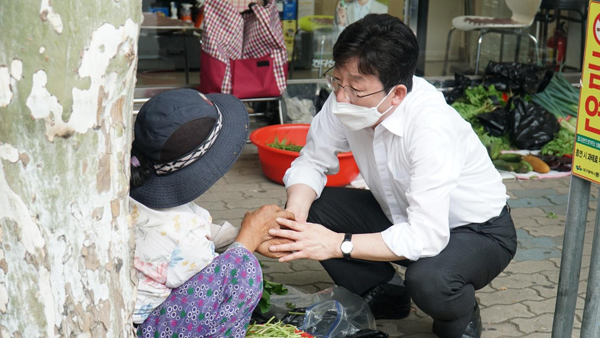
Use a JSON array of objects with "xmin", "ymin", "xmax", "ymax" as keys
[{"xmin": 323, "ymin": 66, "xmax": 386, "ymax": 103}]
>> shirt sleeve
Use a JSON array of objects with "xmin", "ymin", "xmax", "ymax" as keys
[
  {"xmin": 283, "ymin": 94, "xmax": 351, "ymax": 198},
  {"xmin": 165, "ymin": 216, "xmax": 218, "ymax": 288},
  {"xmin": 381, "ymin": 112, "xmax": 463, "ymax": 261}
]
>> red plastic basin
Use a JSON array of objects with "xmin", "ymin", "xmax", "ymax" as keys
[{"xmin": 249, "ymin": 124, "xmax": 359, "ymax": 186}]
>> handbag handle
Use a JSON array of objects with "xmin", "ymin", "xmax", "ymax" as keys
[
  {"xmin": 241, "ymin": 0, "xmax": 270, "ymax": 14},
  {"xmin": 246, "ymin": 0, "xmax": 285, "ymax": 49}
]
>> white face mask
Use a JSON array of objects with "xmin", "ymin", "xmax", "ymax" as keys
[{"xmin": 330, "ymin": 88, "xmax": 396, "ymax": 131}]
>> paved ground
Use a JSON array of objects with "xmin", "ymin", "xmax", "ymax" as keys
[{"xmin": 195, "ymin": 145, "xmax": 599, "ymax": 338}]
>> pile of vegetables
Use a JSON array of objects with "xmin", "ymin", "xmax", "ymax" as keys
[
  {"xmin": 451, "ymin": 84, "xmax": 512, "ymax": 152},
  {"xmin": 449, "ymin": 72, "xmax": 579, "ymax": 174},
  {"xmin": 490, "ymin": 151, "xmax": 572, "ymax": 173},
  {"xmin": 491, "ymin": 153, "xmax": 547, "ymax": 174}
]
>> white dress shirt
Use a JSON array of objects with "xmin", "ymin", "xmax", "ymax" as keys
[{"xmin": 283, "ymin": 77, "xmax": 508, "ymax": 261}]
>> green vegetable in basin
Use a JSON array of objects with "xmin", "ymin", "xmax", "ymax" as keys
[{"xmin": 268, "ymin": 135, "xmax": 304, "ymax": 152}]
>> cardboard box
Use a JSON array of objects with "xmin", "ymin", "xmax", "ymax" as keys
[{"xmin": 387, "ymin": 0, "xmax": 405, "ymax": 20}]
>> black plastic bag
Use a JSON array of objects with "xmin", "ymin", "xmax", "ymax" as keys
[
  {"xmin": 315, "ymin": 87, "xmax": 331, "ymax": 114},
  {"xmin": 484, "ymin": 62, "xmax": 553, "ymax": 94},
  {"xmin": 250, "ymin": 307, "xmax": 273, "ymax": 324},
  {"xmin": 510, "ymin": 98, "xmax": 560, "ymax": 150},
  {"xmin": 477, "ymin": 107, "xmax": 511, "ymax": 136},
  {"xmin": 281, "ymin": 307, "xmax": 307, "ymax": 328},
  {"xmin": 443, "ymin": 73, "xmax": 472, "ymax": 104},
  {"xmin": 345, "ymin": 329, "xmax": 390, "ymax": 338}
]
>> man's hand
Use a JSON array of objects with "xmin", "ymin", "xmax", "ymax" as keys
[
  {"xmin": 285, "ymin": 205, "xmax": 308, "ymax": 223},
  {"xmin": 268, "ymin": 218, "xmax": 344, "ymax": 262},
  {"xmin": 285, "ymin": 184, "xmax": 317, "ymax": 223},
  {"xmin": 256, "ymin": 237, "xmax": 294, "ymax": 259}
]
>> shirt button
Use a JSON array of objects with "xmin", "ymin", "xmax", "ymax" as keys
[
  {"xmin": 386, "ymin": 192, "xmax": 392, "ymax": 197},
  {"xmin": 379, "ymin": 166, "xmax": 385, "ymax": 171}
]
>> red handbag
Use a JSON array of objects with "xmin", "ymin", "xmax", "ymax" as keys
[{"xmin": 199, "ymin": 0, "xmax": 288, "ymax": 99}]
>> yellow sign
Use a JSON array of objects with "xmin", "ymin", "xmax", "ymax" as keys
[{"xmin": 572, "ymin": 1, "xmax": 600, "ymax": 184}]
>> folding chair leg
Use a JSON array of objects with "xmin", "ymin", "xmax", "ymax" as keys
[
  {"xmin": 525, "ymin": 33, "xmax": 540, "ymax": 65},
  {"xmin": 278, "ymin": 97, "xmax": 284, "ymax": 124},
  {"xmin": 499, "ymin": 33, "xmax": 505, "ymax": 63},
  {"xmin": 514, "ymin": 34, "xmax": 522, "ymax": 63},
  {"xmin": 443, "ymin": 27, "xmax": 456, "ymax": 76},
  {"xmin": 475, "ymin": 30, "xmax": 488, "ymax": 76}
]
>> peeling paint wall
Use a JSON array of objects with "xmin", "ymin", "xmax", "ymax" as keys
[{"xmin": 0, "ymin": 0, "xmax": 141, "ymax": 337}]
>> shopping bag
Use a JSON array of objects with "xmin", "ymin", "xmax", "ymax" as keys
[{"xmin": 199, "ymin": 0, "xmax": 288, "ymax": 99}]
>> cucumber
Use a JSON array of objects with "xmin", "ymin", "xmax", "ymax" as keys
[
  {"xmin": 498, "ymin": 153, "xmax": 523, "ymax": 162},
  {"xmin": 514, "ymin": 161, "xmax": 532, "ymax": 173},
  {"xmin": 493, "ymin": 159, "xmax": 515, "ymax": 172},
  {"xmin": 488, "ymin": 142, "xmax": 502, "ymax": 160},
  {"xmin": 519, "ymin": 160, "xmax": 533, "ymax": 173}
]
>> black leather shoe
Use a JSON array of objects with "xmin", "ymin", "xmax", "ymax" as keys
[
  {"xmin": 361, "ymin": 283, "xmax": 412, "ymax": 320},
  {"xmin": 461, "ymin": 302, "xmax": 482, "ymax": 338}
]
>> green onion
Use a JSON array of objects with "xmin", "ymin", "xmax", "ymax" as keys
[
  {"xmin": 246, "ymin": 317, "xmax": 305, "ymax": 337},
  {"xmin": 532, "ymin": 73, "xmax": 580, "ymax": 118}
]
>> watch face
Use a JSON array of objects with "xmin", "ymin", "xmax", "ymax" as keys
[{"xmin": 341, "ymin": 241, "xmax": 353, "ymax": 254}]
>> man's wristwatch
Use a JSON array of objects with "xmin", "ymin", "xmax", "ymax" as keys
[{"xmin": 340, "ymin": 233, "xmax": 353, "ymax": 260}]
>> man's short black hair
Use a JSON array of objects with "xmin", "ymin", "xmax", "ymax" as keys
[{"xmin": 333, "ymin": 14, "xmax": 419, "ymax": 93}]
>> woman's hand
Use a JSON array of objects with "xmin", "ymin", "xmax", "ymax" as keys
[
  {"xmin": 256, "ymin": 237, "xmax": 294, "ymax": 258},
  {"xmin": 268, "ymin": 218, "xmax": 344, "ymax": 262},
  {"xmin": 236, "ymin": 205, "xmax": 295, "ymax": 252}
]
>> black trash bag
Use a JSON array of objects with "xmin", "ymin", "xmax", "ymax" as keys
[
  {"xmin": 250, "ymin": 307, "xmax": 274, "ymax": 324},
  {"xmin": 443, "ymin": 73, "xmax": 472, "ymax": 104},
  {"xmin": 477, "ymin": 107, "xmax": 511, "ymax": 137},
  {"xmin": 484, "ymin": 62, "xmax": 553, "ymax": 94},
  {"xmin": 345, "ymin": 329, "xmax": 390, "ymax": 338},
  {"xmin": 510, "ymin": 97, "xmax": 560, "ymax": 150},
  {"xmin": 314, "ymin": 87, "xmax": 331, "ymax": 114}
]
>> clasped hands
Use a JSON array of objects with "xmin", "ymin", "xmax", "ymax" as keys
[{"xmin": 240, "ymin": 205, "xmax": 341, "ymax": 262}]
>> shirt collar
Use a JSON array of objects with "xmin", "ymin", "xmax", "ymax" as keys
[
  {"xmin": 379, "ymin": 76, "xmax": 426, "ymax": 137},
  {"xmin": 379, "ymin": 90, "xmax": 410, "ymax": 137}
]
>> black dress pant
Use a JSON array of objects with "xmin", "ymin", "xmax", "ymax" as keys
[{"xmin": 307, "ymin": 187, "xmax": 517, "ymax": 338}]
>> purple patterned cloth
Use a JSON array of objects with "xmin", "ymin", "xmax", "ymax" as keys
[{"xmin": 137, "ymin": 247, "xmax": 262, "ymax": 338}]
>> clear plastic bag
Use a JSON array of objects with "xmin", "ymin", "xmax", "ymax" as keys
[
  {"xmin": 283, "ymin": 92, "xmax": 316, "ymax": 124},
  {"xmin": 300, "ymin": 286, "xmax": 376, "ymax": 338}
]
